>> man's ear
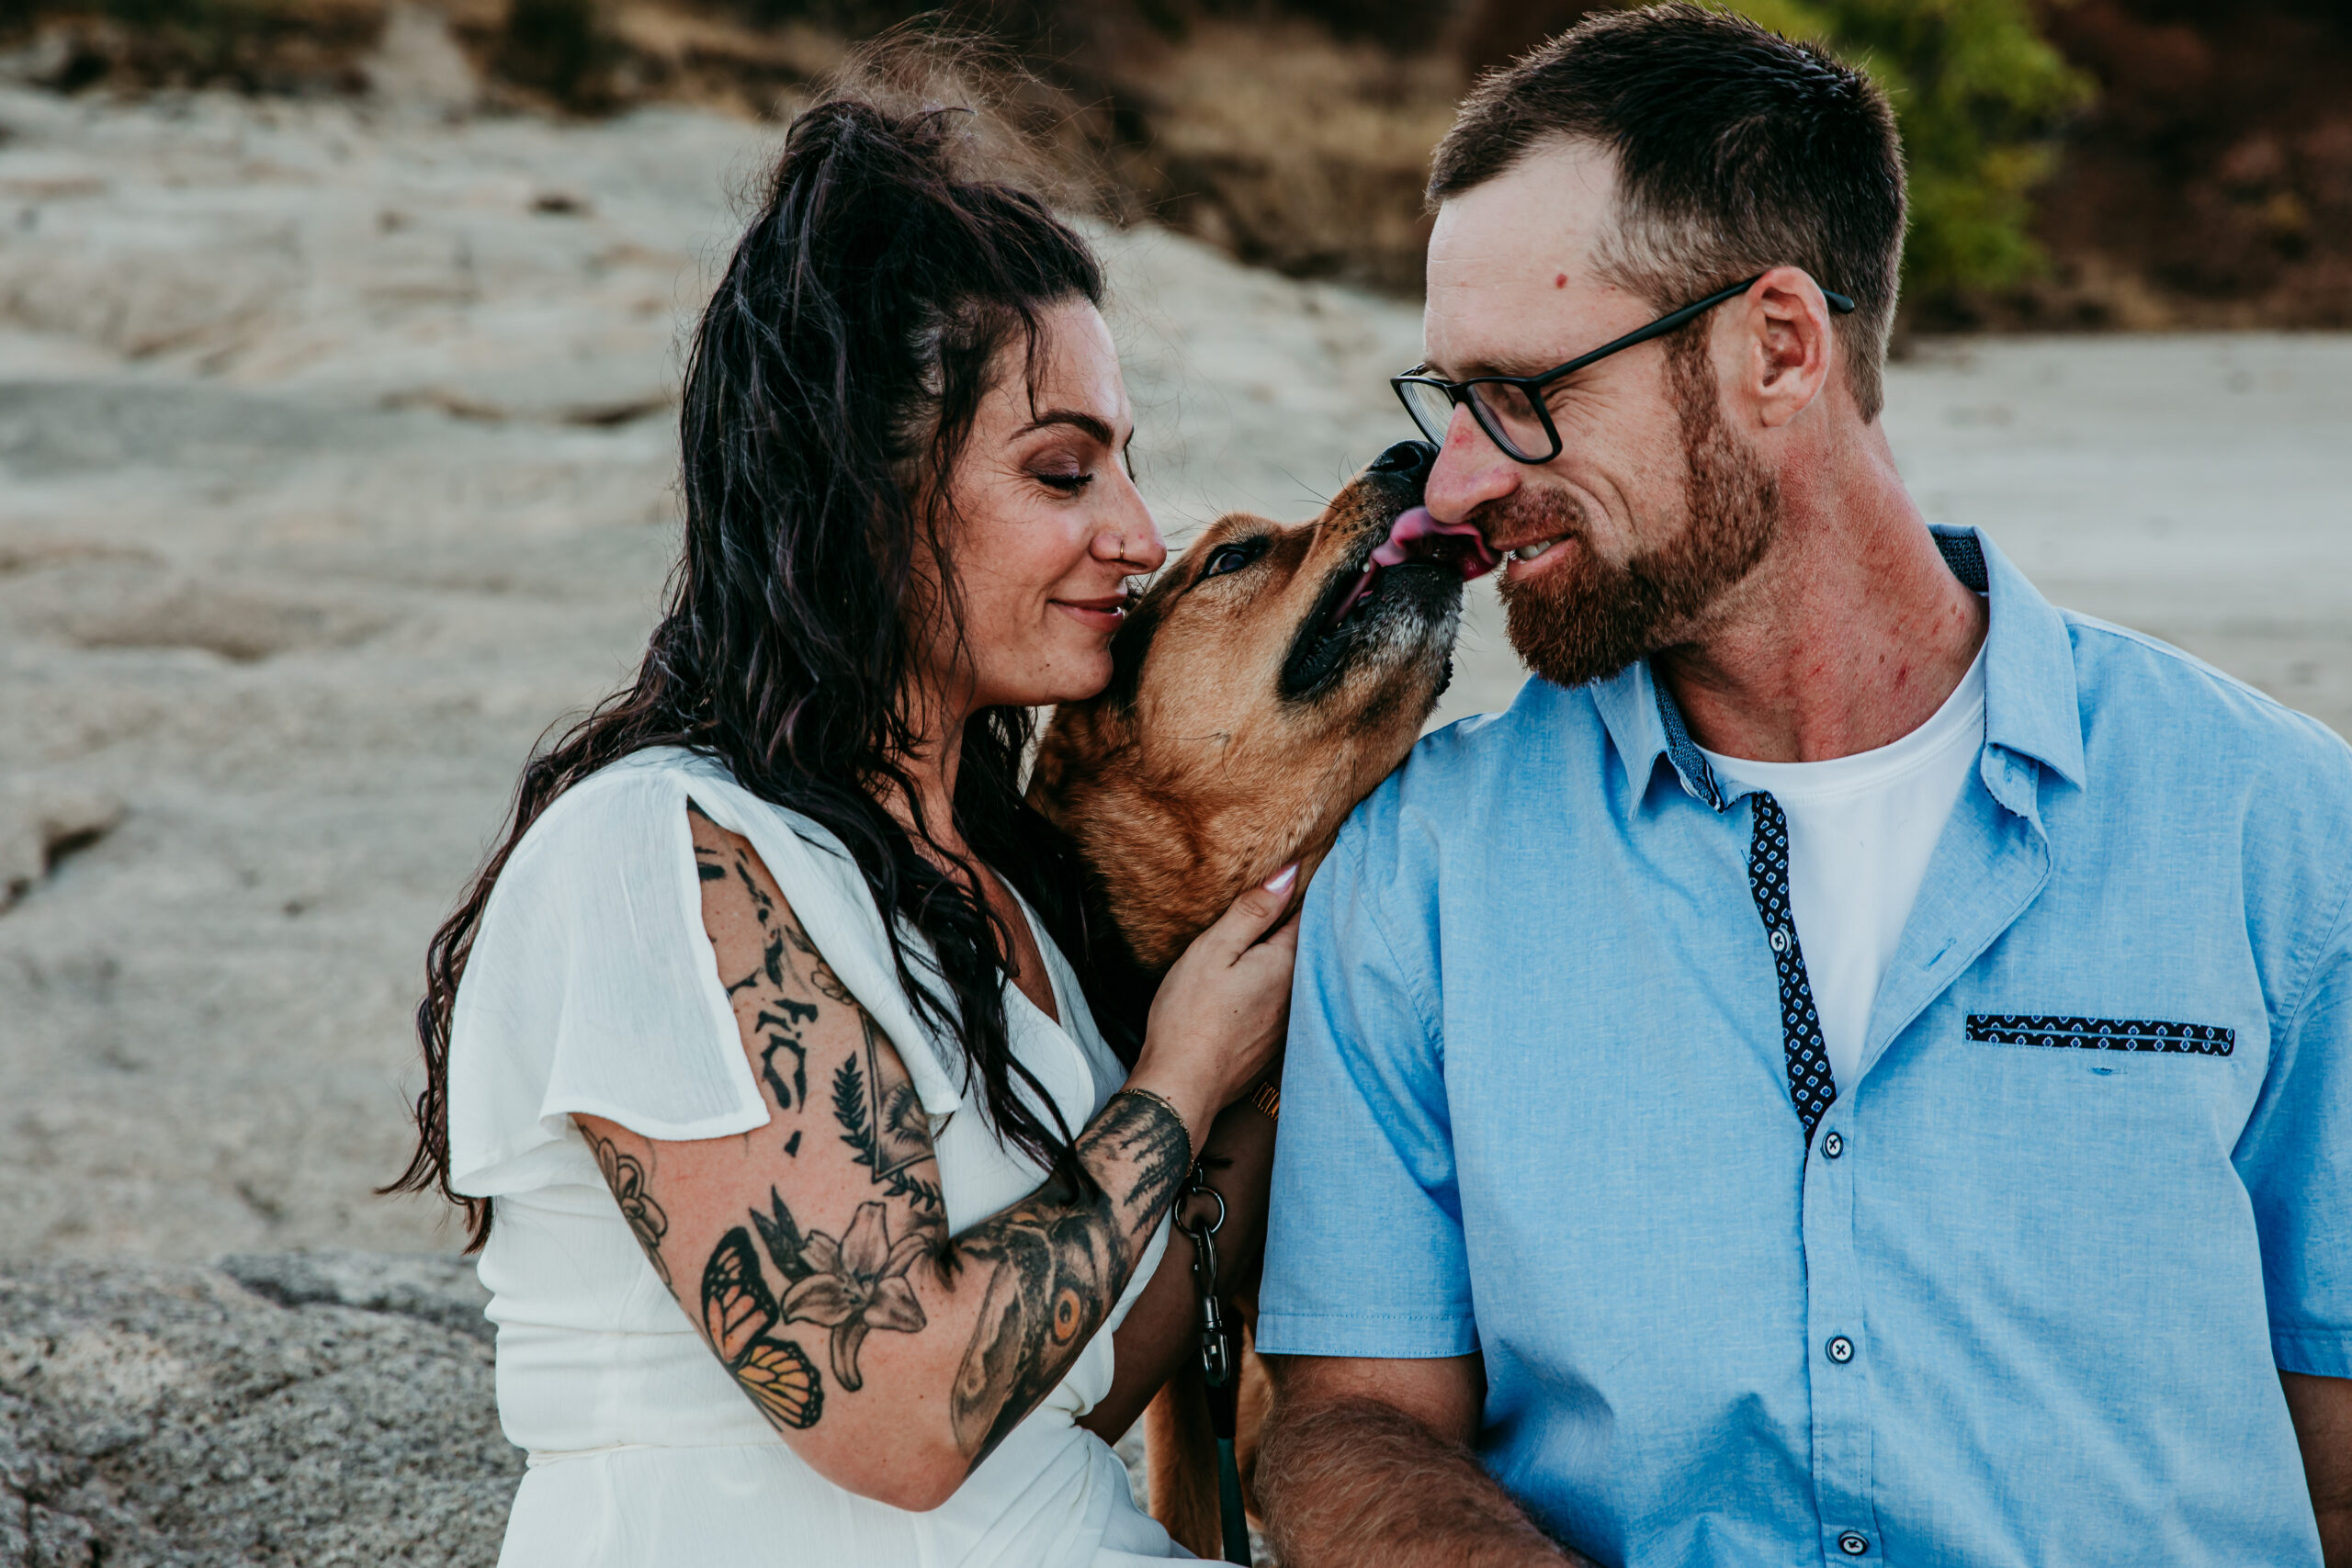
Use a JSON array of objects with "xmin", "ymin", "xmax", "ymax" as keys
[{"xmin": 1738, "ymin": 265, "xmax": 1839, "ymax": 429}]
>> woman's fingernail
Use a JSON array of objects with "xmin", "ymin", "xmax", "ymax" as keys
[{"xmin": 1262, "ymin": 863, "xmax": 1298, "ymax": 895}]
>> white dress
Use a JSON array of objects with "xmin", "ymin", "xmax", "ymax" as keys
[{"xmin": 445, "ymin": 748, "xmax": 1183, "ymax": 1567}]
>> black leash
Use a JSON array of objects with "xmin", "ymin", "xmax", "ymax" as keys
[{"xmin": 1176, "ymin": 1162, "xmax": 1251, "ymax": 1565}]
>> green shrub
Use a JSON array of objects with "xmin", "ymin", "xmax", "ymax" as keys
[
  {"xmin": 1462, "ymin": 0, "xmax": 2095, "ymax": 306},
  {"xmin": 1734, "ymin": 0, "xmax": 2094, "ymax": 303}
]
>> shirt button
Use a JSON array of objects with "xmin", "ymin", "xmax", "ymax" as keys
[
  {"xmin": 1838, "ymin": 1531, "xmax": 1870, "ymax": 1556},
  {"xmin": 1770, "ymin": 928, "xmax": 1792, "ymax": 953},
  {"xmin": 1826, "ymin": 1335, "xmax": 1855, "ymax": 1364},
  {"xmin": 1822, "ymin": 1131, "xmax": 1844, "ymax": 1159}
]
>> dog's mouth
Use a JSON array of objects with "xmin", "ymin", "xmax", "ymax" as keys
[
  {"xmin": 1322, "ymin": 507, "xmax": 1498, "ymax": 630},
  {"xmin": 1282, "ymin": 505, "xmax": 1498, "ymax": 700}
]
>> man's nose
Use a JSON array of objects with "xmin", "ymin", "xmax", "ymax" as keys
[{"xmin": 1424, "ymin": 404, "xmax": 1520, "ymax": 525}]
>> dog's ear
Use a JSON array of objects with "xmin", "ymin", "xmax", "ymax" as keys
[
  {"xmin": 1026, "ymin": 719, "xmax": 1080, "ymax": 822},
  {"xmin": 1028, "ymin": 695, "xmax": 1135, "ymax": 828}
]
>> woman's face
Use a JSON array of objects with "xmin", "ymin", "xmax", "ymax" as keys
[{"xmin": 931, "ymin": 299, "xmax": 1164, "ymax": 714}]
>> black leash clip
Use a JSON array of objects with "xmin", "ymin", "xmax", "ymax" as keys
[
  {"xmin": 1176, "ymin": 1162, "xmax": 1251, "ymax": 1564},
  {"xmin": 1178, "ymin": 1173, "xmax": 1236, "ymax": 1391}
]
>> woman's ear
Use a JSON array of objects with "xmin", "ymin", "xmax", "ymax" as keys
[{"xmin": 1741, "ymin": 266, "xmax": 1839, "ymax": 429}]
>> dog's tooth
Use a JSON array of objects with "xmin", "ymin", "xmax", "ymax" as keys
[{"xmin": 1325, "ymin": 564, "xmax": 1379, "ymax": 631}]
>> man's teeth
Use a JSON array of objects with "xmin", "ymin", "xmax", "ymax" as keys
[{"xmin": 1511, "ymin": 538, "xmax": 1563, "ymax": 562}]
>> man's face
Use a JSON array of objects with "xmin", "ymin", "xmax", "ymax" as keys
[{"xmin": 1421, "ymin": 140, "xmax": 1779, "ymax": 688}]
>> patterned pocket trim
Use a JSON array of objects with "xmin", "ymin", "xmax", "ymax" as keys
[{"xmin": 1965, "ymin": 1014, "xmax": 2234, "ymax": 1055}]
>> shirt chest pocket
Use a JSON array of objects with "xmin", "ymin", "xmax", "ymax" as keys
[
  {"xmin": 1964, "ymin": 1013, "xmax": 2236, "ymax": 1056},
  {"xmin": 1914, "ymin": 1010, "xmax": 2261, "ymax": 1179}
]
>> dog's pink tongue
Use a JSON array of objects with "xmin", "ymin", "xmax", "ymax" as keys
[{"xmin": 1371, "ymin": 506, "xmax": 1499, "ymax": 581}]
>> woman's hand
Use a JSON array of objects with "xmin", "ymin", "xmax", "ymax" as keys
[{"xmin": 1132, "ymin": 864, "xmax": 1301, "ymax": 1145}]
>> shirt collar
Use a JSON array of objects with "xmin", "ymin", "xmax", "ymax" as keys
[{"xmin": 1589, "ymin": 525, "xmax": 2086, "ymax": 820}]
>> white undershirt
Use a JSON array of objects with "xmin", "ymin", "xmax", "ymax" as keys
[{"xmin": 1697, "ymin": 645, "xmax": 1987, "ymax": 1092}]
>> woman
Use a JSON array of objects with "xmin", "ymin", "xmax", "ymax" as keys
[{"xmin": 386, "ymin": 73, "xmax": 1293, "ymax": 1566}]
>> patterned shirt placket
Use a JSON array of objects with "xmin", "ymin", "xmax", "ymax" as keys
[{"xmin": 1745, "ymin": 792, "xmax": 1838, "ymax": 1141}]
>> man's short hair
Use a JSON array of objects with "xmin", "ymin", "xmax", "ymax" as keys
[{"xmin": 1430, "ymin": 3, "xmax": 1905, "ymax": 422}]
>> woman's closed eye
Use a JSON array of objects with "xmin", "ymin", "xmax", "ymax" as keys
[{"xmin": 1034, "ymin": 467, "xmax": 1093, "ymax": 495}]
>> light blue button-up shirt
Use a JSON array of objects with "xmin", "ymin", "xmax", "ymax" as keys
[{"xmin": 1258, "ymin": 527, "xmax": 2352, "ymax": 1567}]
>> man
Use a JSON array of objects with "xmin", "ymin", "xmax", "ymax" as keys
[{"xmin": 1250, "ymin": 7, "xmax": 2352, "ymax": 1566}]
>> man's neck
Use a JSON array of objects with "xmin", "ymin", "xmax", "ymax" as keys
[{"xmin": 1655, "ymin": 425, "xmax": 1987, "ymax": 765}]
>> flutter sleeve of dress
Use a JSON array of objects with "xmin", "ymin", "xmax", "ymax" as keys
[
  {"xmin": 445, "ymin": 750, "xmax": 976, "ymax": 1200},
  {"xmin": 446, "ymin": 759, "xmax": 772, "ymax": 1199}
]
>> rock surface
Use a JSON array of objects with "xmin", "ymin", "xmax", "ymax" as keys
[
  {"xmin": 0, "ymin": 1251, "xmax": 514, "ymax": 1567},
  {"xmin": 0, "ymin": 1252, "xmax": 1176, "ymax": 1566}
]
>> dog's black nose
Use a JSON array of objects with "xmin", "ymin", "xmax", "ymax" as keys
[{"xmin": 1368, "ymin": 440, "xmax": 1437, "ymax": 483}]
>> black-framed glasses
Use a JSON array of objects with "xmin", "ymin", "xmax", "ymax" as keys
[{"xmin": 1391, "ymin": 274, "xmax": 1857, "ymax": 465}]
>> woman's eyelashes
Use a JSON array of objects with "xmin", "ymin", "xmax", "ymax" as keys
[
  {"xmin": 1023, "ymin": 430, "xmax": 1131, "ymax": 498},
  {"xmin": 1033, "ymin": 467, "xmax": 1093, "ymax": 495}
]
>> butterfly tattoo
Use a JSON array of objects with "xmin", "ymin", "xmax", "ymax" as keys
[{"xmin": 700, "ymin": 1227, "xmax": 825, "ymax": 1431}]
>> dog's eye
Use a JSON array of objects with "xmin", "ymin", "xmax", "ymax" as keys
[{"xmin": 1199, "ymin": 539, "xmax": 1268, "ymax": 581}]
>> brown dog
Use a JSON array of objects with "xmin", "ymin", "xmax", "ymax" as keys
[{"xmin": 1029, "ymin": 438, "xmax": 1494, "ymax": 1557}]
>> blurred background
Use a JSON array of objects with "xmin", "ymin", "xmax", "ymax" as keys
[
  {"xmin": 0, "ymin": 1, "xmax": 2346, "ymax": 1558},
  {"xmin": 8, "ymin": 0, "xmax": 2352, "ymax": 322}
]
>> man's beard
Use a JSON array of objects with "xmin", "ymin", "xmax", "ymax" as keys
[{"xmin": 1495, "ymin": 333, "xmax": 1780, "ymax": 689}]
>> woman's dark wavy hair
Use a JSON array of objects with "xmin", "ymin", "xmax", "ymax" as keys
[{"xmin": 387, "ymin": 58, "xmax": 1124, "ymax": 1250}]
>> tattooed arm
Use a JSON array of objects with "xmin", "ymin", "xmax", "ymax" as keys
[
  {"xmin": 573, "ymin": 806, "xmax": 1295, "ymax": 1511},
  {"xmin": 1076, "ymin": 1089, "xmax": 1280, "ymax": 1445}
]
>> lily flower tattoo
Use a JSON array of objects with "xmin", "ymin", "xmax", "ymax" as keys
[{"xmin": 766, "ymin": 1197, "xmax": 931, "ymax": 1391}]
